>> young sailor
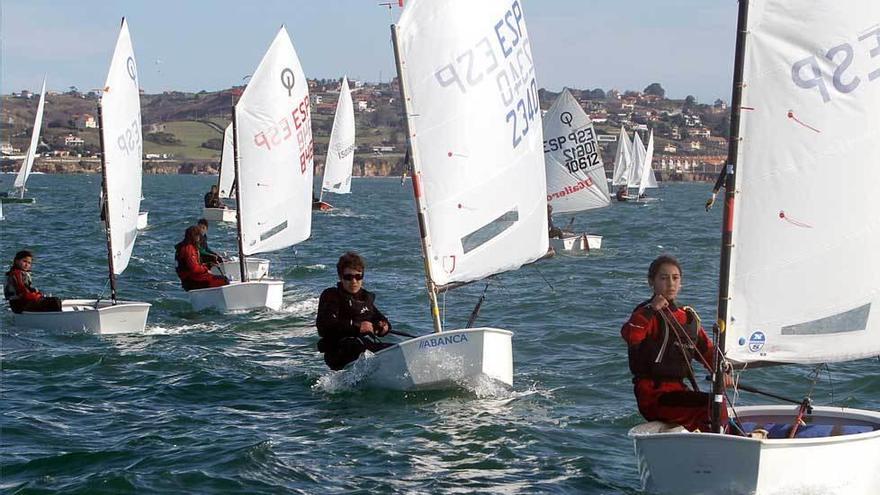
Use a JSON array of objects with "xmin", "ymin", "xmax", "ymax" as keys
[
  {"xmin": 174, "ymin": 226, "xmax": 229, "ymax": 291},
  {"xmin": 204, "ymin": 185, "xmax": 222, "ymax": 209},
  {"xmin": 621, "ymin": 255, "xmax": 731, "ymax": 432},
  {"xmin": 4, "ymin": 250, "xmax": 62, "ymax": 313},
  {"xmin": 197, "ymin": 218, "xmax": 223, "ymax": 267},
  {"xmin": 316, "ymin": 251, "xmax": 393, "ymax": 370}
]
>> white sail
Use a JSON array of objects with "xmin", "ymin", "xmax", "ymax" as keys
[
  {"xmin": 543, "ymin": 89, "xmax": 610, "ymax": 213},
  {"xmin": 100, "ymin": 19, "xmax": 142, "ymax": 275},
  {"xmin": 637, "ymin": 129, "xmax": 658, "ymax": 196},
  {"xmin": 628, "ymin": 131, "xmax": 646, "ymax": 188},
  {"xmin": 235, "ymin": 26, "xmax": 313, "ymax": 256},
  {"xmin": 397, "ymin": 0, "xmax": 548, "ymax": 288},
  {"xmin": 14, "ymin": 78, "xmax": 47, "ymax": 191},
  {"xmin": 322, "ymin": 76, "xmax": 355, "ymax": 195},
  {"xmin": 611, "ymin": 126, "xmax": 632, "ymax": 186},
  {"xmin": 725, "ymin": 0, "xmax": 880, "ymax": 365},
  {"xmin": 217, "ymin": 123, "xmax": 235, "ymax": 199}
]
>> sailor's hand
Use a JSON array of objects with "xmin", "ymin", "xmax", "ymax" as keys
[
  {"xmin": 358, "ymin": 321, "xmax": 375, "ymax": 335},
  {"xmin": 723, "ymin": 373, "xmax": 735, "ymax": 388},
  {"xmin": 377, "ymin": 320, "xmax": 389, "ymax": 336},
  {"xmin": 705, "ymin": 193, "xmax": 717, "ymax": 212},
  {"xmin": 650, "ymin": 294, "xmax": 669, "ymax": 311}
]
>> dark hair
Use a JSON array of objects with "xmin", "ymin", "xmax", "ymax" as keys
[
  {"xmin": 197, "ymin": 218, "xmax": 208, "ymax": 227},
  {"xmin": 175, "ymin": 225, "xmax": 203, "ymax": 253},
  {"xmin": 336, "ymin": 251, "xmax": 365, "ymax": 277},
  {"xmin": 7, "ymin": 250, "xmax": 33, "ymax": 275},
  {"xmin": 648, "ymin": 254, "xmax": 682, "ymax": 281}
]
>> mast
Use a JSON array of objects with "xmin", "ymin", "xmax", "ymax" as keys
[
  {"xmin": 231, "ymin": 105, "xmax": 248, "ymax": 282},
  {"xmin": 712, "ymin": 0, "xmax": 750, "ymax": 433},
  {"xmin": 96, "ymin": 102, "xmax": 118, "ymax": 303},
  {"xmin": 391, "ymin": 23, "xmax": 442, "ymax": 333}
]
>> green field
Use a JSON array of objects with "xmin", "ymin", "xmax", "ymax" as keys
[{"xmin": 144, "ymin": 121, "xmax": 223, "ymax": 160}]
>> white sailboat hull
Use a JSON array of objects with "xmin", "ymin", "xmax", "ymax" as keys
[
  {"xmin": 187, "ymin": 280, "xmax": 283, "ymax": 313},
  {"xmin": 210, "ymin": 257, "xmax": 270, "ymax": 282},
  {"xmin": 137, "ymin": 211, "xmax": 148, "ymax": 230},
  {"xmin": 549, "ymin": 234, "xmax": 602, "ymax": 252},
  {"xmin": 202, "ymin": 207, "xmax": 237, "ymax": 223},
  {"xmin": 629, "ymin": 405, "xmax": 880, "ymax": 495},
  {"xmin": 12, "ymin": 299, "xmax": 151, "ymax": 334},
  {"xmin": 346, "ymin": 327, "xmax": 513, "ymax": 391}
]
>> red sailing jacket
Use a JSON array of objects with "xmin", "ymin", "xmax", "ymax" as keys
[{"xmin": 4, "ymin": 267, "xmax": 43, "ymax": 304}]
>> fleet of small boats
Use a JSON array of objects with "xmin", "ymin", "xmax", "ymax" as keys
[{"xmin": 4, "ymin": 3, "xmax": 878, "ymax": 493}]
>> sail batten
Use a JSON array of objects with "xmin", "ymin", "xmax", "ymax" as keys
[
  {"xmin": 725, "ymin": 0, "xmax": 880, "ymax": 365},
  {"xmin": 100, "ymin": 19, "xmax": 142, "ymax": 276},
  {"xmin": 395, "ymin": 0, "xmax": 548, "ymax": 288},
  {"xmin": 234, "ymin": 26, "xmax": 313, "ymax": 256}
]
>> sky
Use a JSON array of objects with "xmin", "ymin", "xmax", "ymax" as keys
[{"xmin": 1, "ymin": 0, "xmax": 737, "ymax": 103}]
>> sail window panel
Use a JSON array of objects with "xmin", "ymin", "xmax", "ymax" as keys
[
  {"xmin": 461, "ymin": 209, "xmax": 518, "ymax": 254},
  {"xmin": 781, "ymin": 304, "xmax": 870, "ymax": 335}
]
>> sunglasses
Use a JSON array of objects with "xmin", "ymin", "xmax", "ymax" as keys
[{"xmin": 342, "ymin": 273, "xmax": 364, "ymax": 281}]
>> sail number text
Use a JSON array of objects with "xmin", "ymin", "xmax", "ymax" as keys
[
  {"xmin": 544, "ymin": 128, "xmax": 601, "ymax": 174},
  {"xmin": 430, "ymin": 0, "xmax": 539, "ymax": 149},
  {"xmin": 253, "ymin": 94, "xmax": 314, "ymax": 173},
  {"xmin": 792, "ymin": 25, "xmax": 880, "ymax": 103},
  {"xmin": 116, "ymin": 119, "xmax": 141, "ymax": 156}
]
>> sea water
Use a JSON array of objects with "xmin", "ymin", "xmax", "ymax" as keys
[{"xmin": 1, "ymin": 174, "xmax": 877, "ymax": 493}]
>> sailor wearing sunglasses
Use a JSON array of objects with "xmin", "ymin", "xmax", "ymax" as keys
[{"xmin": 316, "ymin": 251, "xmax": 393, "ymax": 370}]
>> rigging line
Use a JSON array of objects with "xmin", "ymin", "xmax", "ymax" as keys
[
  {"xmin": 657, "ymin": 308, "xmax": 701, "ymax": 392},
  {"xmin": 530, "ymin": 263, "xmax": 555, "ymax": 292},
  {"xmin": 659, "ymin": 307, "xmax": 712, "ymax": 371},
  {"xmin": 93, "ymin": 279, "xmax": 111, "ymax": 309},
  {"xmin": 823, "ymin": 364, "xmax": 835, "ymax": 407}
]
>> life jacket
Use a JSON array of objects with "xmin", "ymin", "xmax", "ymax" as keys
[
  {"xmin": 4, "ymin": 268, "xmax": 34, "ymax": 301},
  {"xmin": 316, "ymin": 285, "xmax": 378, "ymax": 352},
  {"xmin": 628, "ymin": 301, "xmax": 702, "ymax": 382}
]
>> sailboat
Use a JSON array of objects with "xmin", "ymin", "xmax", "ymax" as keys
[
  {"xmin": 13, "ymin": 19, "xmax": 150, "ymax": 334},
  {"xmin": 313, "ymin": 76, "xmax": 355, "ymax": 212},
  {"xmin": 634, "ymin": 129, "xmax": 658, "ymax": 201},
  {"xmin": 203, "ymin": 122, "xmax": 271, "ymax": 281},
  {"xmin": 337, "ymin": 0, "xmax": 547, "ymax": 390},
  {"xmin": 187, "ymin": 26, "xmax": 313, "ymax": 313},
  {"xmin": 611, "ymin": 126, "xmax": 634, "ymax": 202},
  {"xmin": 628, "ymin": 1, "xmax": 880, "ymax": 493},
  {"xmin": 2, "ymin": 78, "xmax": 47, "ymax": 204},
  {"xmin": 543, "ymin": 89, "xmax": 611, "ymax": 253},
  {"xmin": 202, "ymin": 123, "xmax": 238, "ymax": 223}
]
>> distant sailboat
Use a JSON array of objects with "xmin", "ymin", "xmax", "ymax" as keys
[
  {"xmin": 187, "ymin": 26, "xmax": 313, "ymax": 313},
  {"xmin": 2, "ymin": 78, "xmax": 47, "ymax": 204},
  {"xmin": 202, "ymin": 123, "xmax": 238, "ymax": 223},
  {"xmin": 611, "ymin": 125, "xmax": 634, "ymax": 201},
  {"xmin": 13, "ymin": 19, "xmax": 151, "ymax": 334},
  {"xmin": 543, "ymin": 89, "xmax": 610, "ymax": 252},
  {"xmin": 338, "ymin": 0, "xmax": 547, "ymax": 390},
  {"xmin": 314, "ymin": 76, "xmax": 355, "ymax": 211},
  {"xmin": 636, "ymin": 129, "xmax": 658, "ymax": 200},
  {"xmin": 629, "ymin": 1, "xmax": 880, "ymax": 493}
]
